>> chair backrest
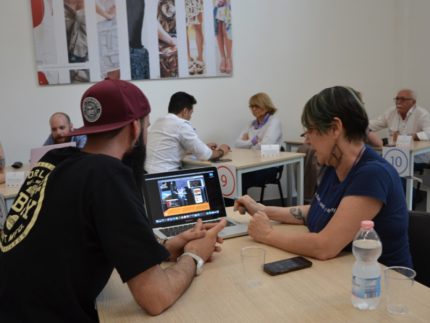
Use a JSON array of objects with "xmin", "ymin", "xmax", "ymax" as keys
[
  {"xmin": 247, "ymin": 146, "xmax": 286, "ymax": 187},
  {"xmin": 408, "ymin": 211, "xmax": 430, "ymax": 287},
  {"xmin": 273, "ymin": 146, "xmax": 286, "ymax": 180},
  {"xmin": 296, "ymin": 144, "xmax": 321, "ymax": 201}
]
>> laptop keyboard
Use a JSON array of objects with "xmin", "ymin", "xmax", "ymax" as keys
[{"xmin": 160, "ymin": 219, "xmax": 236, "ymax": 238}]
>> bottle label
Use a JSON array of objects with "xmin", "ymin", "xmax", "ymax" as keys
[{"xmin": 352, "ymin": 276, "xmax": 381, "ymax": 299}]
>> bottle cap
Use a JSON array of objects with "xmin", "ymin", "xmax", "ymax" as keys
[{"xmin": 361, "ymin": 220, "xmax": 374, "ymax": 230}]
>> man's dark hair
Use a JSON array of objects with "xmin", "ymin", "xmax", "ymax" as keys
[{"xmin": 168, "ymin": 92, "xmax": 197, "ymax": 114}]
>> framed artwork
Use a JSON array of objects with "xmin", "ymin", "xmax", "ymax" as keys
[{"xmin": 30, "ymin": 0, "xmax": 233, "ymax": 85}]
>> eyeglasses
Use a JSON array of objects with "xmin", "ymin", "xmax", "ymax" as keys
[
  {"xmin": 393, "ymin": 97, "xmax": 414, "ymax": 102},
  {"xmin": 249, "ymin": 105, "xmax": 264, "ymax": 110},
  {"xmin": 300, "ymin": 127, "xmax": 318, "ymax": 137}
]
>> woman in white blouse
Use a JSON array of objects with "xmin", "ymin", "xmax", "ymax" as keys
[
  {"xmin": 235, "ymin": 92, "xmax": 283, "ymax": 149},
  {"xmin": 235, "ymin": 93, "xmax": 283, "ymax": 195}
]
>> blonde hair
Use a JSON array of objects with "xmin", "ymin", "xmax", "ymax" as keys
[{"xmin": 249, "ymin": 92, "xmax": 277, "ymax": 115}]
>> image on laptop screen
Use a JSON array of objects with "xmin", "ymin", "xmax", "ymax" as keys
[{"xmin": 143, "ymin": 167, "xmax": 226, "ymax": 228}]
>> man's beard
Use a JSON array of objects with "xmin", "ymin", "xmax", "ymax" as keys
[
  {"xmin": 122, "ymin": 132, "xmax": 146, "ymax": 198},
  {"xmin": 54, "ymin": 136, "xmax": 69, "ymax": 144}
]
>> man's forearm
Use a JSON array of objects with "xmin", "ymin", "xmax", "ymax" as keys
[
  {"xmin": 164, "ymin": 255, "xmax": 196, "ymax": 296},
  {"xmin": 128, "ymin": 257, "xmax": 196, "ymax": 316}
]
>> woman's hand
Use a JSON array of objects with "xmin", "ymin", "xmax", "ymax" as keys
[
  {"xmin": 248, "ymin": 211, "xmax": 273, "ymax": 243},
  {"xmin": 234, "ymin": 195, "xmax": 265, "ymax": 216}
]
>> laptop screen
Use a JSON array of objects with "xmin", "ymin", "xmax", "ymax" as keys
[
  {"xmin": 143, "ymin": 167, "xmax": 226, "ymax": 228},
  {"xmin": 30, "ymin": 142, "xmax": 76, "ymax": 168}
]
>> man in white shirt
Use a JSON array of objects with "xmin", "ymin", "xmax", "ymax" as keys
[
  {"xmin": 369, "ymin": 89, "xmax": 430, "ymax": 166},
  {"xmin": 145, "ymin": 92, "xmax": 230, "ymax": 174}
]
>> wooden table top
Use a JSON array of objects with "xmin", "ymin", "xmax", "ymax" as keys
[
  {"xmin": 0, "ymin": 165, "xmax": 29, "ymax": 199},
  {"xmin": 183, "ymin": 148, "xmax": 304, "ymax": 169},
  {"xmin": 96, "ymin": 208, "xmax": 430, "ymax": 323}
]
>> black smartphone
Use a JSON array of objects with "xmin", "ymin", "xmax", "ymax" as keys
[{"xmin": 263, "ymin": 256, "xmax": 312, "ymax": 276}]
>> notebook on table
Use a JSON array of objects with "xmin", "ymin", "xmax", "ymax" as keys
[
  {"xmin": 30, "ymin": 142, "xmax": 76, "ymax": 168},
  {"xmin": 142, "ymin": 166, "xmax": 248, "ymax": 240}
]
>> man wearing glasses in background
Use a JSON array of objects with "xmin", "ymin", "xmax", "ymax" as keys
[
  {"xmin": 369, "ymin": 89, "xmax": 430, "ymax": 203},
  {"xmin": 369, "ymin": 89, "xmax": 430, "ymax": 162}
]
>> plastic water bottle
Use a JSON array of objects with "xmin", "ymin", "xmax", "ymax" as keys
[{"xmin": 351, "ymin": 220, "xmax": 382, "ymax": 310}]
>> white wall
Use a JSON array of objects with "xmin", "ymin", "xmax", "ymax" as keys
[
  {"xmin": 0, "ymin": 0, "xmax": 413, "ymax": 165},
  {"xmin": 403, "ymin": 0, "xmax": 430, "ymax": 106}
]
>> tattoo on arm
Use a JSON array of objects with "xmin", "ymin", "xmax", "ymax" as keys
[{"xmin": 290, "ymin": 207, "xmax": 306, "ymax": 224}]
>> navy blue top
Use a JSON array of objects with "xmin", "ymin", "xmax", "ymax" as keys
[{"xmin": 307, "ymin": 146, "xmax": 412, "ymax": 268}]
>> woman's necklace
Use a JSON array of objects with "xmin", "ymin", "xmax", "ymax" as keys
[
  {"xmin": 352, "ymin": 145, "xmax": 366, "ymax": 168},
  {"xmin": 252, "ymin": 113, "xmax": 270, "ymax": 129},
  {"xmin": 335, "ymin": 145, "xmax": 366, "ymax": 181}
]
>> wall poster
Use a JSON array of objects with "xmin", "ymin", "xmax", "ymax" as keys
[{"xmin": 30, "ymin": 0, "xmax": 233, "ymax": 85}]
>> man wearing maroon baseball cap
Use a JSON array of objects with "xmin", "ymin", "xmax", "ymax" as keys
[
  {"xmin": 71, "ymin": 79, "xmax": 152, "ymax": 136},
  {"xmin": 0, "ymin": 79, "xmax": 226, "ymax": 322}
]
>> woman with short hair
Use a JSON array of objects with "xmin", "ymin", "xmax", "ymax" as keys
[{"xmin": 235, "ymin": 86, "xmax": 412, "ymax": 268}]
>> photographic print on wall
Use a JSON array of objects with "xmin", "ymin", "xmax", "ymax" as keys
[{"xmin": 31, "ymin": 0, "xmax": 233, "ymax": 85}]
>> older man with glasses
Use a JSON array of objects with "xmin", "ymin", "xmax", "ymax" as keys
[
  {"xmin": 369, "ymin": 89, "xmax": 430, "ymax": 145},
  {"xmin": 369, "ymin": 89, "xmax": 430, "ymax": 204}
]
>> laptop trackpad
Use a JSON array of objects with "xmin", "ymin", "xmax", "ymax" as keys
[{"xmin": 219, "ymin": 223, "xmax": 248, "ymax": 239}]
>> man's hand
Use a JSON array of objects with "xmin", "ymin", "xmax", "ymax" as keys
[
  {"xmin": 165, "ymin": 219, "xmax": 226, "ymax": 261},
  {"xmin": 184, "ymin": 218, "xmax": 227, "ymax": 262},
  {"xmin": 164, "ymin": 219, "xmax": 206, "ymax": 261},
  {"xmin": 248, "ymin": 211, "xmax": 273, "ymax": 244},
  {"xmin": 207, "ymin": 142, "xmax": 217, "ymax": 150},
  {"xmin": 209, "ymin": 143, "xmax": 230, "ymax": 161},
  {"xmin": 234, "ymin": 195, "xmax": 265, "ymax": 216},
  {"xmin": 218, "ymin": 144, "xmax": 231, "ymax": 154}
]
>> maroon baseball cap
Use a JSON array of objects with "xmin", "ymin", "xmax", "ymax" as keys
[{"xmin": 69, "ymin": 79, "xmax": 151, "ymax": 136}]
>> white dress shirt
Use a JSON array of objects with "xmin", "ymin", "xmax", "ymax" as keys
[
  {"xmin": 235, "ymin": 115, "xmax": 283, "ymax": 149},
  {"xmin": 369, "ymin": 105, "xmax": 430, "ymax": 163},
  {"xmin": 145, "ymin": 113, "xmax": 212, "ymax": 174}
]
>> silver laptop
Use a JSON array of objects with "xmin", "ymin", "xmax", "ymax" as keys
[
  {"xmin": 143, "ymin": 167, "xmax": 248, "ymax": 240},
  {"xmin": 30, "ymin": 142, "xmax": 76, "ymax": 168}
]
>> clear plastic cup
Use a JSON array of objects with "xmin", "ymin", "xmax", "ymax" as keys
[
  {"xmin": 384, "ymin": 266, "xmax": 416, "ymax": 315},
  {"xmin": 241, "ymin": 246, "xmax": 266, "ymax": 288}
]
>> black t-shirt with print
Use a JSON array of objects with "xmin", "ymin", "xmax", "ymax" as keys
[{"xmin": 0, "ymin": 147, "xmax": 169, "ymax": 322}]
